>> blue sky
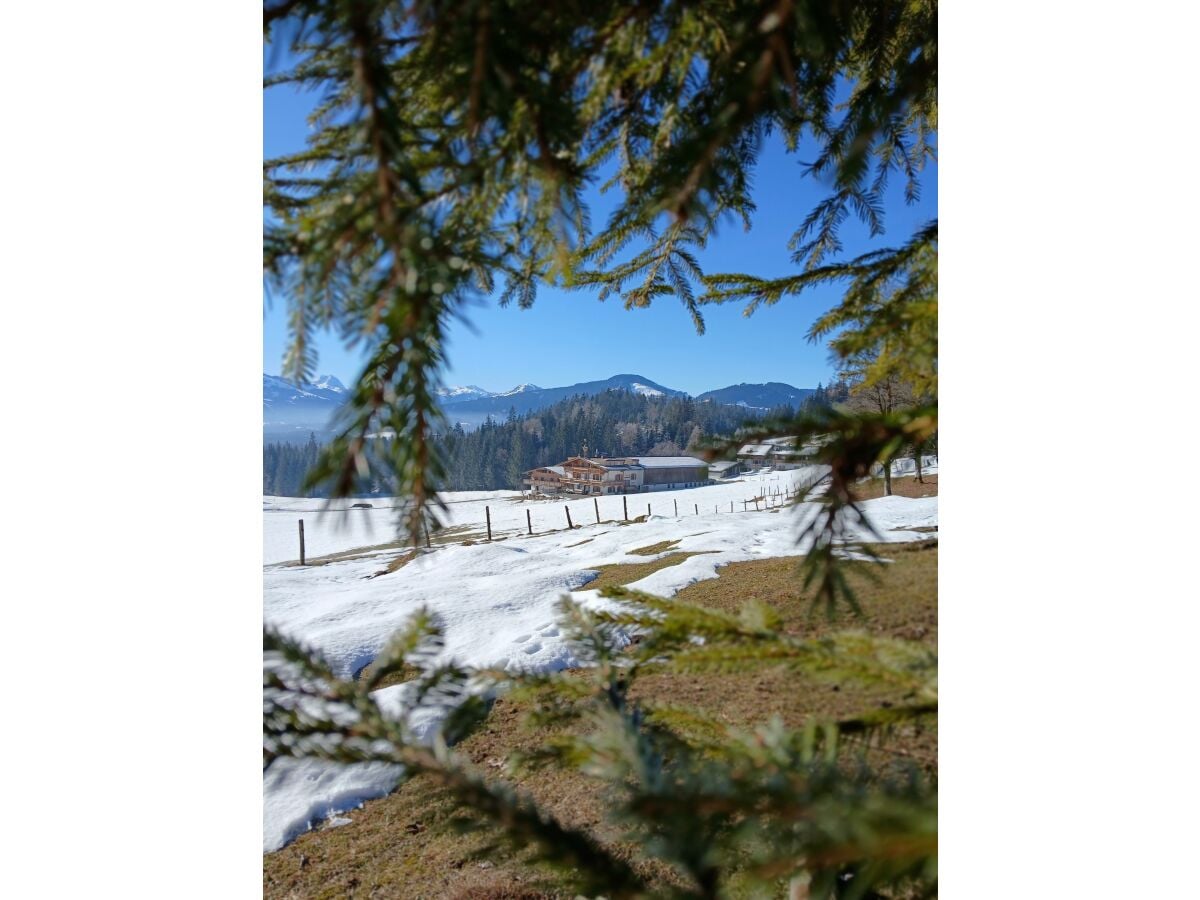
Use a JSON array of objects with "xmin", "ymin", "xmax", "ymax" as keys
[{"xmin": 264, "ymin": 78, "xmax": 936, "ymax": 397}]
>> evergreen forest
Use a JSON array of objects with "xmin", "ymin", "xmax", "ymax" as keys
[{"xmin": 264, "ymin": 384, "xmax": 846, "ymax": 496}]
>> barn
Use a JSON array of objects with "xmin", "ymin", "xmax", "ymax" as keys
[
  {"xmin": 538, "ymin": 454, "xmax": 709, "ymax": 494},
  {"xmin": 629, "ymin": 456, "xmax": 709, "ymax": 491},
  {"xmin": 707, "ymin": 460, "xmax": 742, "ymax": 481}
]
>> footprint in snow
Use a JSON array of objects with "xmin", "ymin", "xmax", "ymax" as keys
[
  {"xmin": 513, "ymin": 633, "xmax": 531, "ymax": 643},
  {"xmin": 522, "ymin": 642, "xmax": 542, "ymax": 655},
  {"xmin": 539, "ymin": 626, "xmax": 559, "ymax": 638}
]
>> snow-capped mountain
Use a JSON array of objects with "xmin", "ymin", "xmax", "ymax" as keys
[
  {"xmin": 432, "ymin": 383, "xmax": 543, "ymax": 404},
  {"xmin": 496, "ymin": 383, "xmax": 542, "ymax": 397},
  {"xmin": 263, "ymin": 374, "xmax": 349, "ymax": 439},
  {"xmin": 435, "ymin": 385, "xmax": 496, "ymax": 404},
  {"xmin": 265, "ymin": 373, "xmax": 816, "ymax": 440},
  {"xmin": 629, "ymin": 381, "xmax": 666, "ymax": 397},
  {"xmin": 310, "ymin": 374, "xmax": 347, "ymax": 393}
]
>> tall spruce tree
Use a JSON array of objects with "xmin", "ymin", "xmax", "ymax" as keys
[{"xmin": 265, "ymin": 2, "xmax": 937, "ymax": 895}]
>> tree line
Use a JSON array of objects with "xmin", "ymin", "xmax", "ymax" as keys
[{"xmin": 264, "ymin": 385, "xmax": 844, "ymax": 497}]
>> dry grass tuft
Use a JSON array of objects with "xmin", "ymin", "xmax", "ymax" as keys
[{"xmin": 627, "ymin": 539, "xmax": 681, "ymax": 556}]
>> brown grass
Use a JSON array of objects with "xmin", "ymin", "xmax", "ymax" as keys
[
  {"xmin": 264, "ymin": 543, "xmax": 937, "ymax": 899},
  {"xmin": 627, "ymin": 539, "xmax": 681, "ymax": 556},
  {"xmin": 282, "ymin": 525, "xmax": 484, "ymax": 569},
  {"xmin": 852, "ymin": 474, "xmax": 938, "ymax": 501},
  {"xmin": 582, "ymin": 551, "xmax": 716, "ymax": 594}
]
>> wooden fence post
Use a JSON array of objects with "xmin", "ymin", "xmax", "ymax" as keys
[
  {"xmin": 526, "ymin": 508, "xmax": 532, "ymax": 536},
  {"xmin": 424, "ymin": 521, "xmax": 432, "ymax": 548},
  {"xmin": 730, "ymin": 501, "xmax": 733, "ymax": 513},
  {"xmin": 298, "ymin": 519, "xmax": 305, "ymax": 566},
  {"xmin": 674, "ymin": 499, "xmax": 678, "ymax": 516},
  {"xmin": 743, "ymin": 500, "xmax": 747, "ymax": 511},
  {"xmin": 623, "ymin": 496, "xmax": 628, "ymax": 521},
  {"xmin": 594, "ymin": 497, "xmax": 600, "ymax": 524},
  {"xmin": 486, "ymin": 506, "xmax": 492, "ymax": 541},
  {"xmin": 694, "ymin": 503, "xmax": 698, "ymax": 515},
  {"xmin": 647, "ymin": 503, "xmax": 651, "ymax": 518},
  {"xmin": 565, "ymin": 505, "xmax": 573, "ymax": 529}
]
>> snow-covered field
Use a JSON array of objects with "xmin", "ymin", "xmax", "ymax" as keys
[{"xmin": 263, "ymin": 464, "xmax": 938, "ymax": 851}]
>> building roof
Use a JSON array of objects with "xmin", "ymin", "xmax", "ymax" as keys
[
  {"xmin": 737, "ymin": 443, "xmax": 774, "ymax": 456},
  {"xmin": 551, "ymin": 455, "xmax": 708, "ymax": 471},
  {"xmin": 631, "ymin": 456, "xmax": 708, "ymax": 468},
  {"xmin": 708, "ymin": 460, "xmax": 739, "ymax": 472},
  {"xmin": 562, "ymin": 456, "xmax": 606, "ymax": 468},
  {"xmin": 523, "ymin": 465, "xmax": 566, "ymax": 476},
  {"xmin": 774, "ymin": 445, "xmax": 819, "ymax": 458}
]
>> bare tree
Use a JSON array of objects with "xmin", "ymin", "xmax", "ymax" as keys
[
  {"xmin": 843, "ymin": 371, "xmax": 918, "ymax": 496},
  {"xmin": 616, "ymin": 422, "xmax": 640, "ymax": 451}
]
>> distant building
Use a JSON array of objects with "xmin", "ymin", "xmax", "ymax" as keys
[
  {"xmin": 521, "ymin": 464, "xmax": 565, "ymax": 494},
  {"xmin": 707, "ymin": 460, "xmax": 742, "ymax": 481},
  {"xmin": 551, "ymin": 455, "xmax": 708, "ymax": 495},
  {"xmin": 736, "ymin": 436, "xmax": 825, "ymax": 470},
  {"xmin": 736, "ymin": 443, "xmax": 775, "ymax": 466},
  {"xmin": 630, "ymin": 456, "xmax": 708, "ymax": 491},
  {"xmin": 559, "ymin": 456, "xmax": 642, "ymax": 495}
]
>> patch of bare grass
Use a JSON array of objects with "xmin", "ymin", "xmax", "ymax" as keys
[
  {"xmin": 281, "ymin": 525, "xmax": 484, "ymax": 569},
  {"xmin": 853, "ymin": 474, "xmax": 938, "ymax": 501},
  {"xmin": 281, "ymin": 541, "xmax": 406, "ymax": 568},
  {"xmin": 627, "ymin": 539, "xmax": 680, "ymax": 556},
  {"xmin": 583, "ymin": 551, "xmax": 715, "ymax": 594},
  {"xmin": 365, "ymin": 549, "xmax": 422, "ymax": 579},
  {"xmin": 265, "ymin": 544, "xmax": 936, "ymax": 898}
]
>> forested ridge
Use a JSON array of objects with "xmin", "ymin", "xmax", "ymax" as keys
[{"xmin": 264, "ymin": 384, "xmax": 844, "ymax": 496}]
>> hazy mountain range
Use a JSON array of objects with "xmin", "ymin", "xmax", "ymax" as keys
[{"xmin": 264, "ymin": 372, "xmax": 813, "ymax": 441}]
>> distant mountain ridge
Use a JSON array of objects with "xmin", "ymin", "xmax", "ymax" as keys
[
  {"xmin": 441, "ymin": 374, "xmax": 686, "ymax": 425},
  {"xmin": 263, "ymin": 372, "xmax": 814, "ymax": 440},
  {"xmin": 435, "ymin": 384, "xmax": 494, "ymax": 403},
  {"xmin": 695, "ymin": 382, "xmax": 815, "ymax": 411},
  {"xmin": 263, "ymin": 373, "xmax": 349, "ymax": 436}
]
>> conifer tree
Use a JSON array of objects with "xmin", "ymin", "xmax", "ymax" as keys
[
  {"xmin": 265, "ymin": 0, "xmax": 936, "ymax": 545},
  {"xmin": 265, "ymin": 2, "xmax": 937, "ymax": 893}
]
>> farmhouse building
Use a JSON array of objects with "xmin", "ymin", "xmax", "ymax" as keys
[
  {"xmin": 558, "ymin": 456, "xmax": 643, "ymax": 495},
  {"xmin": 526, "ymin": 455, "xmax": 709, "ymax": 495},
  {"xmin": 521, "ymin": 464, "xmax": 565, "ymax": 494},
  {"xmin": 736, "ymin": 437, "xmax": 825, "ymax": 470},
  {"xmin": 736, "ymin": 443, "xmax": 774, "ymax": 466}
]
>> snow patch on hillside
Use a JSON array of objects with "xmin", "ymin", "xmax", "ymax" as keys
[
  {"xmin": 263, "ymin": 465, "xmax": 937, "ymax": 851},
  {"xmin": 631, "ymin": 382, "xmax": 665, "ymax": 397},
  {"xmin": 497, "ymin": 382, "xmax": 541, "ymax": 396},
  {"xmin": 311, "ymin": 374, "xmax": 346, "ymax": 392}
]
